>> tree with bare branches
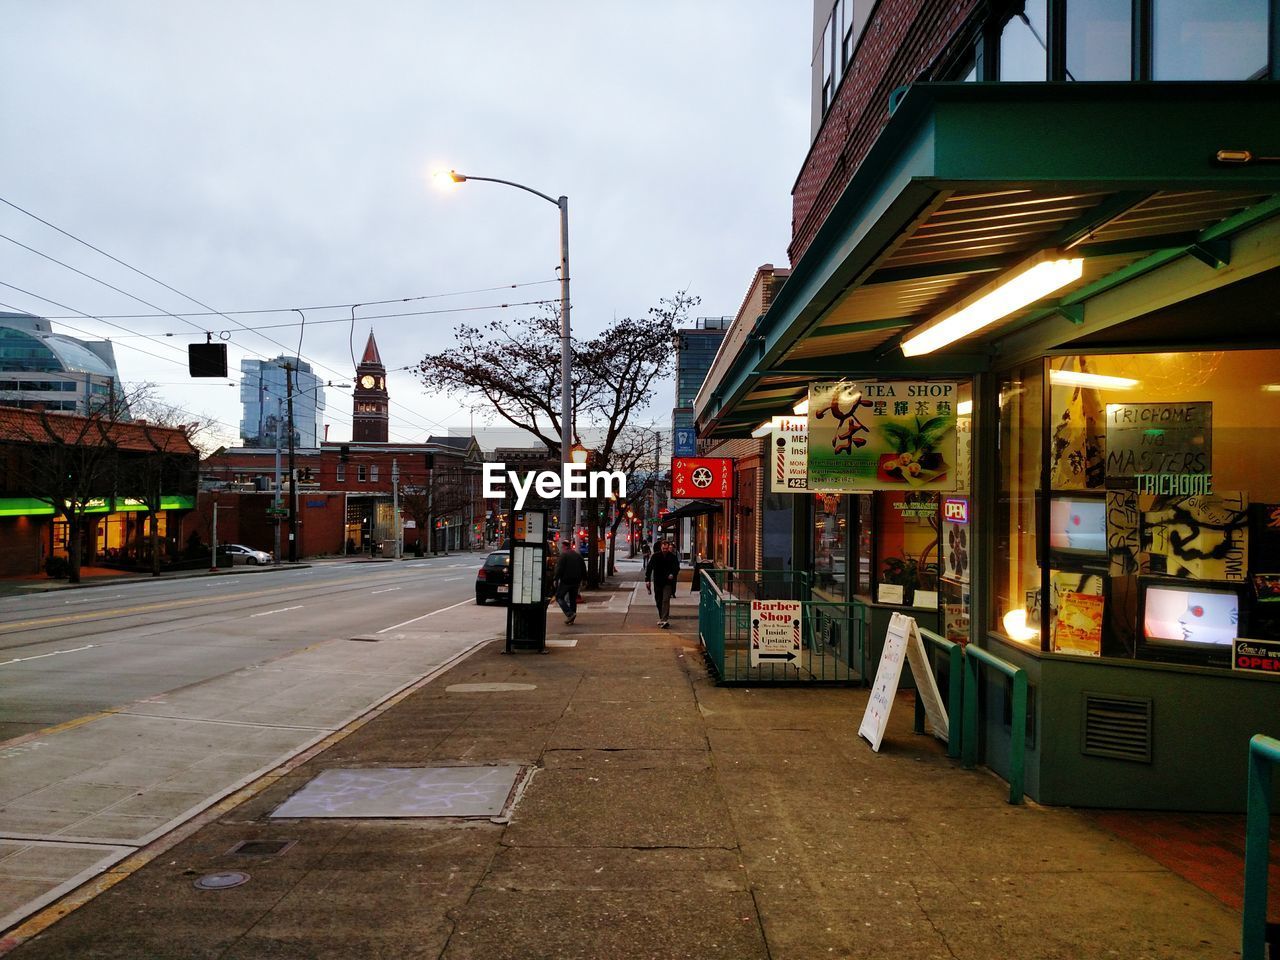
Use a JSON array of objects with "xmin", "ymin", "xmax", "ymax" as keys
[{"xmin": 416, "ymin": 291, "xmax": 697, "ymax": 585}]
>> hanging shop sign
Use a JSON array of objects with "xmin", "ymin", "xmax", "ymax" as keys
[
  {"xmin": 749, "ymin": 599, "xmax": 802, "ymax": 667},
  {"xmin": 807, "ymin": 381, "xmax": 958, "ymax": 492},
  {"xmin": 769, "ymin": 415, "xmax": 809, "ymax": 493},
  {"xmin": 673, "ymin": 427, "xmax": 697, "ymax": 457},
  {"xmin": 1105, "ymin": 402, "xmax": 1212, "ymax": 489},
  {"xmin": 671, "ymin": 457, "xmax": 733, "ymax": 499},
  {"xmin": 1232, "ymin": 638, "xmax": 1280, "ymax": 675}
]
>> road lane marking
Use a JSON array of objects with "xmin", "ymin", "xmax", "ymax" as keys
[
  {"xmin": 370, "ymin": 587, "xmax": 400, "ymax": 595},
  {"xmin": 248, "ymin": 605, "xmax": 304, "ymax": 619},
  {"xmin": 378, "ymin": 597, "xmax": 475, "ymax": 633},
  {"xmin": 1, "ymin": 644, "xmax": 96, "ymax": 667},
  {"xmin": 63, "ymin": 595, "xmax": 122, "ymax": 605}
]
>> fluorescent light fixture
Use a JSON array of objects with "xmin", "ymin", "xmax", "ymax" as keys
[
  {"xmin": 1049, "ymin": 370, "xmax": 1139, "ymax": 390},
  {"xmin": 793, "ymin": 397, "xmax": 809, "ymax": 416},
  {"xmin": 901, "ymin": 253, "xmax": 1084, "ymax": 357},
  {"xmin": 750, "ymin": 420, "xmax": 773, "ymax": 438},
  {"xmin": 957, "ymin": 400, "xmax": 972, "ymax": 416},
  {"xmin": 1263, "ymin": 384, "xmax": 1280, "ymax": 392}
]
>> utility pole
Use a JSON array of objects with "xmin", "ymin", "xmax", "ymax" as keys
[
  {"xmin": 391, "ymin": 458, "xmax": 400, "ymax": 560},
  {"xmin": 285, "ymin": 362, "xmax": 298, "ymax": 562},
  {"xmin": 273, "ymin": 398, "xmax": 282, "ymax": 564},
  {"xmin": 210, "ymin": 500, "xmax": 219, "ymax": 572}
]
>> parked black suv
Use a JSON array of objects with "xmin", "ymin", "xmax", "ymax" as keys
[{"xmin": 475, "ymin": 550, "xmax": 512, "ymax": 604}]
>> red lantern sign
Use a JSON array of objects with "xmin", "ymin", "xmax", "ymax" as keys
[{"xmin": 671, "ymin": 457, "xmax": 734, "ymax": 499}]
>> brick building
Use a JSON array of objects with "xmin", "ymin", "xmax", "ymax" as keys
[{"xmin": 192, "ymin": 435, "xmax": 485, "ymax": 559}]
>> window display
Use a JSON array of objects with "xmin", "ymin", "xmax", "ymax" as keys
[{"xmin": 995, "ymin": 350, "xmax": 1280, "ymax": 665}]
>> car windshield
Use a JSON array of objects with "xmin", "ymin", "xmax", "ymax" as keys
[{"xmin": 484, "ymin": 554, "xmax": 509, "ymax": 568}]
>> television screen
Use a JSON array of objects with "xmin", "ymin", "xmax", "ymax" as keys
[
  {"xmin": 1142, "ymin": 583, "xmax": 1240, "ymax": 648},
  {"xmin": 1049, "ymin": 497, "xmax": 1106, "ymax": 556}
]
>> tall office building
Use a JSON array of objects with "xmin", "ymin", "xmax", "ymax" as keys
[
  {"xmin": 0, "ymin": 312, "xmax": 124, "ymax": 415},
  {"xmin": 240, "ymin": 356, "xmax": 324, "ymax": 448}
]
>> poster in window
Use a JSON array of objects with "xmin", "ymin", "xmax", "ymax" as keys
[
  {"xmin": 1105, "ymin": 402, "xmax": 1212, "ymax": 488},
  {"xmin": 1139, "ymin": 491, "xmax": 1248, "ymax": 582},
  {"xmin": 807, "ymin": 381, "xmax": 957, "ymax": 492},
  {"xmin": 1050, "ymin": 572, "xmax": 1104, "ymax": 657},
  {"xmin": 1106, "ymin": 490, "xmax": 1140, "ymax": 576},
  {"xmin": 1050, "ymin": 359, "xmax": 1106, "ymax": 490}
]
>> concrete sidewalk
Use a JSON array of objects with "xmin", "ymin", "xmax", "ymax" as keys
[{"xmin": 1, "ymin": 574, "xmax": 1241, "ymax": 958}]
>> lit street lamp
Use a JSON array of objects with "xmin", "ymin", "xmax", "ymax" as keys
[{"xmin": 435, "ymin": 169, "xmax": 573, "ymax": 543}]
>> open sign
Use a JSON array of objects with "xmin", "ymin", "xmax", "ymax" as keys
[{"xmin": 943, "ymin": 498, "xmax": 969, "ymax": 523}]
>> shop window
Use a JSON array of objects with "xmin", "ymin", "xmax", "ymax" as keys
[
  {"xmin": 998, "ymin": 0, "xmax": 1048, "ymax": 81},
  {"xmin": 998, "ymin": 350, "xmax": 1280, "ymax": 666},
  {"xmin": 994, "ymin": 361, "xmax": 1044, "ymax": 647},
  {"xmin": 855, "ymin": 495, "xmax": 873, "ymax": 596},
  {"xmin": 812, "ymin": 493, "xmax": 848, "ymax": 600},
  {"xmin": 1152, "ymin": 0, "xmax": 1268, "ymax": 80},
  {"xmin": 874, "ymin": 492, "xmax": 940, "ymax": 606},
  {"xmin": 1065, "ymin": 0, "xmax": 1131, "ymax": 80}
]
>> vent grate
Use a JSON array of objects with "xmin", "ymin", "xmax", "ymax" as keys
[{"xmin": 1082, "ymin": 693, "xmax": 1152, "ymax": 763}]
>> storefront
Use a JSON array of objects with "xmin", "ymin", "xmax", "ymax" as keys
[{"xmin": 693, "ymin": 82, "xmax": 1280, "ymax": 809}]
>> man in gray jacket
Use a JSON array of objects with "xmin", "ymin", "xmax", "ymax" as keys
[{"xmin": 645, "ymin": 539, "xmax": 680, "ymax": 628}]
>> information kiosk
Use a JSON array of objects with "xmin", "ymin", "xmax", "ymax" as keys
[{"xmin": 505, "ymin": 509, "xmax": 550, "ymax": 654}]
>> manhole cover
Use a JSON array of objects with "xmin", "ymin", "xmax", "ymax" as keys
[
  {"xmin": 270, "ymin": 765, "xmax": 526, "ymax": 819},
  {"xmin": 227, "ymin": 839, "xmax": 296, "ymax": 857},
  {"xmin": 194, "ymin": 871, "xmax": 250, "ymax": 890}
]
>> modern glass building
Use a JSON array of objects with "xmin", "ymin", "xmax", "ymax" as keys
[
  {"xmin": 240, "ymin": 356, "xmax": 324, "ymax": 448},
  {"xmin": 671, "ymin": 316, "xmax": 731, "ymax": 437},
  {"xmin": 0, "ymin": 312, "xmax": 122, "ymax": 415}
]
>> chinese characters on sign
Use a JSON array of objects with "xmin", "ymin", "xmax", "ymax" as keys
[
  {"xmin": 670, "ymin": 457, "xmax": 733, "ymax": 499},
  {"xmin": 807, "ymin": 381, "xmax": 958, "ymax": 492}
]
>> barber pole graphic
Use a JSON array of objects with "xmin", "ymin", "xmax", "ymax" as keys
[{"xmin": 769, "ymin": 416, "xmax": 809, "ymax": 493}]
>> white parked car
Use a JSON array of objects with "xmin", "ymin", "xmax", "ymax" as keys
[{"xmin": 221, "ymin": 544, "xmax": 273, "ymax": 565}]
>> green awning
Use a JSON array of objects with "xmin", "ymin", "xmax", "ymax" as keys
[
  {"xmin": 0, "ymin": 494, "xmax": 196, "ymax": 517},
  {"xmin": 695, "ymin": 82, "xmax": 1280, "ymax": 437}
]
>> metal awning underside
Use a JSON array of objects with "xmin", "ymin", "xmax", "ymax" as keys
[{"xmin": 696, "ymin": 82, "xmax": 1280, "ymax": 437}]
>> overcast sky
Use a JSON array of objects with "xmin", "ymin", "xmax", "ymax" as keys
[{"xmin": 0, "ymin": 2, "xmax": 809, "ymax": 449}]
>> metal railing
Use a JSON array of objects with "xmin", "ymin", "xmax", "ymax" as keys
[
  {"xmin": 962, "ymin": 644, "xmax": 1028, "ymax": 805},
  {"xmin": 698, "ymin": 568, "xmax": 862, "ymax": 684},
  {"xmin": 1243, "ymin": 734, "xmax": 1280, "ymax": 960},
  {"xmin": 913, "ymin": 627, "xmax": 963, "ymax": 760}
]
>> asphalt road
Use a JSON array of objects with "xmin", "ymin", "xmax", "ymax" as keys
[{"xmin": 0, "ymin": 556, "xmax": 489, "ymax": 742}]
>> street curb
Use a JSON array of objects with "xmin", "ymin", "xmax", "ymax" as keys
[{"xmin": 3, "ymin": 564, "xmax": 314, "ymax": 595}]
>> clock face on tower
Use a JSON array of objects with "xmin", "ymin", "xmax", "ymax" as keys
[{"xmin": 360, "ymin": 374, "xmax": 376, "ymax": 389}]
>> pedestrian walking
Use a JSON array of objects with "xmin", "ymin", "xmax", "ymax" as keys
[
  {"xmin": 640, "ymin": 537, "xmax": 652, "ymax": 565},
  {"xmin": 645, "ymin": 539, "xmax": 680, "ymax": 629},
  {"xmin": 552, "ymin": 539, "xmax": 587, "ymax": 625}
]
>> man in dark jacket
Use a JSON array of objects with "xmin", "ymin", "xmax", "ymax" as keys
[
  {"xmin": 553, "ymin": 540, "xmax": 587, "ymax": 625},
  {"xmin": 645, "ymin": 539, "xmax": 680, "ymax": 628}
]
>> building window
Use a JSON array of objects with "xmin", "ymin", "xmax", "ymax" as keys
[
  {"xmin": 821, "ymin": 8, "xmax": 836, "ymax": 112},
  {"xmin": 357, "ymin": 465, "xmax": 367, "ymax": 482},
  {"xmin": 1152, "ymin": 0, "xmax": 1268, "ymax": 80},
  {"xmin": 336, "ymin": 463, "xmax": 345, "ymax": 483},
  {"xmin": 999, "ymin": 0, "xmax": 1049, "ymax": 80},
  {"xmin": 371, "ymin": 464, "xmax": 379, "ymax": 482},
  {"xmin": 1066, "ymin": 0, "xmax": 1131, "ymax": 80},
  {"xmin": 994, "ymin": 361, "xmax": 1044, "ymax": 647}
]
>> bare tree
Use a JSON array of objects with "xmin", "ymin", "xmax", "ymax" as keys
[{"xmin": 416, "ymin": 291, "xmax": 698, "ymax": 585}]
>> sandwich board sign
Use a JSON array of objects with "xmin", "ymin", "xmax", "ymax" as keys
[
  {"xmin": 749, "ymin": 599, "xmax": 802, "ymax": 668},
  {"xmin": 858, "ymin": 612, "xmax": 949, "ymax": 752}
]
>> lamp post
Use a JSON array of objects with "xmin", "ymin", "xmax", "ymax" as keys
[{"xmin": 438, "ymin": 169, "xmax": 573, "ymax": 544}]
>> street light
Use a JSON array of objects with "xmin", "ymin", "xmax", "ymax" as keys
[{"xmin": 435, "ymin": 168, "xmax": 573, "ymax": 544}]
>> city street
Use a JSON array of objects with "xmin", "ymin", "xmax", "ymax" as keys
[
  {"xmin": 0, "ymin": 556, "xmax": 485, "ymax": 741},
  {"xmin": 0, "ymin": 556, "xmax": 506, "ymax": 932}
]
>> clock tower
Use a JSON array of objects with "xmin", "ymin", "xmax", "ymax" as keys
[{"xmin": 352, "ymin": 330, "xmax": 389, "ymax": 442}]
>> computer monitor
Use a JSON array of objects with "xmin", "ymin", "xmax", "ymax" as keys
[{"xmin": 1139, "ymin": 579, "xmax": 1243, "ymax": 653}]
